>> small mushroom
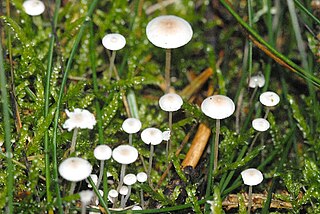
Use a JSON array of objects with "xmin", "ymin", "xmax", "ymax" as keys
[
  {"xmin": 102, "ymin": 33, "xmax": 126, "ymax": 80},
  {"xmin": 141, "ymin": 128, "xmax": 163, "ymax": 185},
  {"xmin": 252, "ymin": 118, "xmax": 270, "ymax": 132},
  {"xmin": 137, "ymin": 172, "xmax": 147, "ymax": 208},
  {"xmin": 259, "ymin": 91, "xmax": 280, "ymax": 118},
  {"xmin": 58, "ymin": 157, "xmax": 92, "ymax": 195},
  {"xmin": 119, "ymin": 185, "xmax": 129, "ymax": 208},
  {"xmin": 22, "ymin": 0, "xmax": 45, "ymax": 16},
  {"xmin": 146, "ymin": 15, "xmax": 193, "ymax": 92},
  {"xmin": 93, "ymin": 145, "xmax": 112, "ymax": 188},
  {"xmin": 112, "ymin": 145, "xmax": 138, "ymax": 190},
  {"xmin": 107, "ymin": 189, "xmax": 119, "ymax": 204},
  {"xmin": 159, "ymin": 93, "xmax": 183, "ymax": 164},
  {"xmin": 122, "ymin": 118, "xmax": 142, "ymax": 145},
  {"xmin": 241, "ymin": 168, "xmax": 263, "ymax": 214},
  {"xmin": 122, "ymin": 174, "xmax": 137, "ymax": 207},
  {"xmin": 79, "ymin": 190, "xmax": 94, "ymax": 214},
  {"xmin": 249, "ymin": 73, "xmax": 265, "ymax": 88},
  {"xmin": 201, "ymin": 95, "xmax": 235, "ymax": 170}
]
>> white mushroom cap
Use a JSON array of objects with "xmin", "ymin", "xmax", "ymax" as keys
[
  {"xmin": 141, "ymin": 128, "xmax": 163, "ymax": 145},
  {"xmin": 23, "ymin": 0, "xmax": 45, "ymax": 16},
  {"xmin": 146, "ymin": 15, "xmax": 193, "ymax": 49},
  {"xmin": 241, "ymin": 168, "xmax": 263, "ymax": 186},
  {"xmin": 162, "ymin": 130, "xmax": 171, "ymax": 141},
  {"xmin": 132, "ymin": 205, "xmax": 143, "ymax": 210},
  {"xmin": 252, "ymin": 118, "xmax": 270, "ymax": 132},
  {"xmin": 201, "ymin": 95, "xmax": 235, "ymax": 120},
  {"xmin": 122, "ymin": 118, "xmax": 142, "ymax": 134},
  {"xmin": 159, "ymin": 93, "xmax": 183, "ymax": 112},
  {"xmin": 259, "ymin": 91, "xmax": 280, "ymax": 107},
  {"xmin": 136, "ymin": 172, "xmax": 148, "ymax": 183},
  {"xmin": 102, "ymin": 33, "xmax": 126, "ymax": 51},
  {"xmin": 94, "ymin": 145, "xmax": 112, "ymax": 160},
  {"xmin": 123, "ymin": 174, "xmax": 137, "ymax": 186},
  {"xmin": 86, "ymin": 174, "xmax": 98, "ymax": 188},
  {"xmin": 112, "ymin": 145, "xmax": 138, "ymax": 165},
  {"xmin": 119, "ymin": 186, "xmax": 129, "ymax": 195},
  {"xmin": 58, "ymin": 157, "xmax": 92, "ymax": 182},
  {"xmin": 249, "ymin": 73, "xmax": 265, "ymax": 88},
  {"xmin": 79, "ymin": 190, "xmax": 94, "ymax": 205},
  {"xmin": 108, "ymin": 189, "xmax": 118, "ymax": 203}
]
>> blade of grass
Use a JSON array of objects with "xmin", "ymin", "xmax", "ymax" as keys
[
  {"xmin": 87, "ymin": 176, "xmax": 111, "ymax": 214},
  {"xmin": 51, "ymin": 1, "xmax": 99, "ymax": 212},
  {"xmin": 219, "ymin": 0, "xmax": 320, "ymax": 88},
  {"xmin": 293, "ymin": 0, "xmax": 320, "ymax": 25},
  {"xmin": 43, "ymin": 0, "xmax": 61, "ymax": 211},
  {"xmin": 0, "ymin": 31, "xmax": 14, "ymax": 214}
]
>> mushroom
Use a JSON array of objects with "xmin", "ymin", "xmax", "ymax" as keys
[
  {"xmin": 122, "ymin": 118, "xmax": 142, "ymax": 145},
  {"xmin": 63, "ymin": 108, "xmax": 96, "ymax": 155},
  {"xmin": 102, "ymin": 33, "xmax": 126, "ymax": 80},
  {"xmin": 107, "ymin": 189, "xmax": 119, "ymax": 204},
  {"xmin": 122, "ymin": 174, "xmax": 137, "ymax": 207},
  {"xmin": 248, "ymin": 118, "xmax": 270, "ymax": 152},
  {"xmin": 141, "ymin": 127, "xmax": 163, "ymax": 185},
  {"xmin": 201, "ymin": 95, "xmax": 235, "ymax": 171},
  {"xmin": 132, "ymin": 205, "xmax": 143, "ymax": 210},
  {"xmin": 22, "ymin": 0, "xmax": 45, "ymax": 16},
  {"xmin": 119, "ymin": 185, "xmax": 129, "ymax": 208},
  {"xmin": 58, "ymin": 157, "xmax": 93, "ymax": 195},
  {"xmin": 248, "ymin": 73, "xmax": 265, "ymax": 88},
  {"xmin": 159, "ymin": 93, "xmax": 183, "ymax": 163},
  {"xmin": 93, "ymin": 145, "xmax": 112, "ymax": 188},
  {"xmin": 79, "ymin": 190, "xmax": 94, "ymax": 214},
  {"xmin": 112, "ymin": 145, "xmax": 138, "ymax": 190},
  {"xmin": 137, "ymin": 172, "xmax": 147, "ymax": 208},
  {"xmin": 146, "ymin": 15, "xmax": 193, "ymax": 92},
  {"xmin": 241, "ymin": 168, "xmax": 263, "ymax": 214},
  {"xmin": 259, "ymin": 91, "xmax": 280, "ymax": 118}
]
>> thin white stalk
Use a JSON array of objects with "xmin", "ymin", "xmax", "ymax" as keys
[
  {"xmin": 70, "ymin": 127, "xmax": 79, "ymax": 154},
  {"xmin": 123, "ymin": 185, "xmax": 132, "ymax": 207},
  {"xmin": 129, "ymin": 133, "xmax": 133, "ymax": 145},
  {"xmin": 248, "ymin": 132, "xmax": 261, "ymax": 152},
  {"xmin": 264, "ymin": 108, "xmax": 270, "ymax": 119},
  {"xmin": 140, "ymin": 189, "xmax": 145, "ymax": 209},
  {"xmin": 81, "ymin": 203, "xmax": 86, "ymax": 214},
  {"xmin": 109, "ymin": 51, "xmax": 117, "ymax": 80},
  {"xmin": 118, "ymin": 164, "xmax": 126, "ymax": 191},
  {"xmin": 69, "ymin": 182, "xmax": 76, "ymax": 195},
  {"xmin": 166, "ymin": 111, "xmax": 173, "ymax": 164},
  {"xmin": 120, "ymin": 194, "xmax": 126, "ymax": 208},
  {"xmin": 247, "ymin": 185, "xmax": 253, "ymax": 214},
  {"xmin": 165, "ymin": 49, "xmax": 171, "ymax": 93},
  {"xmin": 96, "ymin": 160, "xmax": 105, "ymax": 188},
  {"xmin": 148, "ymin": 144, "xmax": 154, "ymax": 186},
  {"xmin": 213, "ymin": 119, "xmax": 221, "ymax": 171}
]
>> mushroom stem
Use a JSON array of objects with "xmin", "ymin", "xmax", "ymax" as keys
[
  {"xmin": 213, "ymin": 119, "xmax": 221, "ymax": 171},
  {"xmin": 165, "ymin": 48, "xmax": 171, "ymax": 92},
  {"xmin": 166, "ymin": 111, "xmax": 173, "ymax": 164},
  {"xmin": 81, "ymin": 203, "xmax": 86, "ymax": 214},
  {"xmin": 140, "ymin": 189, "xmax": 145, "ymax": 209},
  {"xmin": 264, "ymin": 107, "xmax": 270, "ymax": 119},
  {"xmin": 109, "ymin": 50, "xmax": 117, "ymax": 80},
  {"xmin": 247, "ymin": 185, "xmax": 253, "ymax": 214},
  {"xmin": 96, "ymin": 160, "xmax": 105, "ymax": 188},
  {"xmin": 248, "ymin": 132, "xmax": 261, "ymax": 152},
  {"xmin": 123, "ymin": 185, "xmax": 132, "ymax": 208},
  {"xmin": 120, "ymin": 194, "xmax": 126, "ymax": 208},
  {"xmin": 118, "ymin": 164, "xmax": 127, "ymax": 190},
  {"xmin": 129, "ymin": 133, "xmax": 133, "ymax": 145},
  {"xmin": 148, "ymin": 144, "xmax": 154, "ymax": 186},
  {"xmin": 248, "ymin": 87, "xmax": 258, "ymax": 109},
  {"xmin": 70, "ymin": 127, "xmax": 79, "ymax": 155},
  {"xmin": 69, "ymin": 182, "xmax": 76, "ymax": 195}
]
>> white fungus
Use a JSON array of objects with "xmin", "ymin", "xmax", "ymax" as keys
[
  {"xmin": 249, "ymin": 73, "xmax": 265, "ymax": 88},
  {"xmin": 141, "ymin": 128, "xmax": 163, "ymax": 145},
  {"xmin": 241, "ymin": 168, "xmax": 263, "ymax": 186},
  {"xmin": 146, "ymin": 15, "xmax": 193, "ymax": 49},
  {"xmin": 79, "ymin": 190, "xmax": 94, "ymax": 205},
  {"xmin": 22, "ymin": 0, "xmax": 45, "ymax": 16},
  {"xmin": 123, "ymin": 174, "xmax": 137, "ymax": 186},
  {"xmin": 259, "ymin": 91, "xmax": 280, "ymax": 107},
  {"xmin": 58, "ymin": 157, "xmax": 92, "ymax": 182},
  {"xmin": 63, "ymin": 108, "xmax": 96, "ymax": 131},
  {"xmin": 94, "ymin": 145, "xmax": 112, "ymax": 161},
  {"xmin": 122, "ymin": 118, "xmax": 142, "ymax": 134},
  {"xmin": 159, "ymin": 93, "xmax": 183, "ymax": 112},
  {"xmin": 162, "ymin": 130, "xmax": 171, "ymax": 141},
  {"xmin": 108, "ymin": 189, "xmax": 119, "ymax": 203},
  {"xmin": 112, "ymin": 145, "xmax": 138, "ymax": 165},
  {"xmin": 201, "ymin": 95, "xmax": 235, "ymax": 120},
  {"xmin": 137, "ymin": 172, "xmax": 148, "ymax": 183},
  {"xmin": 252, "ymin": 118, "xmax": 270, "ymax": 132},
  {"xmin": 132, "ymin": 206, "xmax": 143, "ymax": 210},
  {"xmin": 86, "ymin": 174, "xmax": 98, "ymax": 188},
  {"xmin": 119, "ymin": 186, "xmax": 129, "ymax": 196},
  {"xmin": 102, "ymin": 33, "xmax": 126, "ymax": 51}
]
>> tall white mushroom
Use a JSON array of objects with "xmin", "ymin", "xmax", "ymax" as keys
[
  {"xmin": 201, "ymin": 95, "xmax": 235, "ymax": 171},
  {"xmin": 93, "ymin": 145, "xmax": 112, "ymax": 188},
  {"xmin": 159, "ymin": 93, "xmax": 183, "ymax": 164},
  {"xmin": 119, "ymin": 185, "xmax": 129, "ymax": 208},
  {"xmin": 137, "ymin": 172, "xmax": 147, "ymax": 208},
  {"xmin": 112, "ymin": 145, "xmax": 138, "ymax": 190},
  {"xmin": 58, "ymin": 157, "xmax": 93, "ymax": 195},
  {"xmin": 249, "ymin": 118, "xmax": 270, "ymax": 152},
  {"xmin": 122, "ymin": 174, "xmax": 137, "ymax": 208},
  {"xmin": 102, "ymin": 33, "xmax": 126, "ymax": 80},
  {"xmin": 122, "ymin": 118, "xmax": 142, "ymax": 145},
  {"xmin": 146, "ymin": 15, "xmax": 193, "ymax": 92},
  {"xmin": 241, "ymin": 168, "xmax": 263, "ymax": 214},
  {"xmin": 141, "ymin": 127, "xmax": 163, "ymax": 185}
]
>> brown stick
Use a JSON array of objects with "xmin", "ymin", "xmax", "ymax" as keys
[{"xmin": 181, "ymin": 123, "xmax": 211, "ymax": 168}]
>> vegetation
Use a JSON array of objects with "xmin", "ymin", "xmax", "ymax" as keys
[{"xmin": 0, "ymin": 0, "xmax": 319, "ymax": 213}]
